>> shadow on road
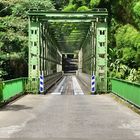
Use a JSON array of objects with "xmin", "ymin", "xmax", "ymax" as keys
[{"xmin": 0, "ymin": 104, "xmax": 32, "ymax": 111}]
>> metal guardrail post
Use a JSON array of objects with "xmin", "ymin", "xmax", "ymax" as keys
[
  {"xmin": 0, "ymin": 80, "xmax": 3, "ymax": 102},
  {"xmin": 22, "ymin": 78, "xmax": 28, "ymax": 93},
  {"xmin": 107, "ymin": 77, "xmax": 112, "ymax": 92}
]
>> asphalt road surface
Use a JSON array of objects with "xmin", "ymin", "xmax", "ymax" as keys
[{"xmin": 0, "ymin": 92, "xmax": 140, "ymax": 139}]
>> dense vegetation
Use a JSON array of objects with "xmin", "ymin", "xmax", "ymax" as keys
[
  {"xmin": 0, "ymin": 0, "xmax": 54, "ymax": 80},
  {"xmin": 0, "ymin": 0, "xmax": 140, "ymax": 83},
  {"xmin": 109, "ymin": 0, "xmax": 140, "ymax": 82}
]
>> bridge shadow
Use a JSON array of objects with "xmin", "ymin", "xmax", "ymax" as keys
[{"xmin": 0, "ymin": 104, "xmax": 33, "ymax": 111}]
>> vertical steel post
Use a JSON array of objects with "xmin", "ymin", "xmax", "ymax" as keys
[
  {"xmin": 91, "ymin": 22, "xmax": 94, "ymax": 76},
  {"xmin": 78, "ymin": 48, "xmax": 83, "ymax": 73},
  {"xmin": 28, "ymin": 17, "xmax": 40, "ymax": 93},
  {"xmin": 44, "ymin": 23, "xmax": 48, "ymax": 76},
  {"xmin": 39, "ymin": 22, "xmax": 49, "ymax": 93},
  {"xmin": 95, "ymin": 19, "xmax": 108, "ymax": 93},
  {"xmin": 91, "ymin": 22, "xmax": 96, "ymax": 93}
]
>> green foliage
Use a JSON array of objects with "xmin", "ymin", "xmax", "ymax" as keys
[
  {"xmin": 90, "ymin": 0, "xmax": 100, "ymax": 8},
  {"xmin": 109, "ymin": 23, "xmax": 140, "ymax": 82},
  {"xmin": 132, "ymin": 1, "xmax": 140, "ymax": 28},
  {"xmin": 12, "ymin": 0, "xmax": 55, "ymax": 16},
  {"xmin": 63, "ymin": 4, "xmax": 77, "ymax": 11},
  {"xmin": 0, "ymin": 0, "xmax": 54, "ymax": 80},
  {"xmin": 133, "ymin": 2, "xmax": 140, "ymax": 17},
  {"xmin": 115, "ymin": 24, "xmax": 140, "ymax": 68},
  {"xmin": 77, "ymin": 6, "xmax": 91, "ymax": 11},
  {"xmin": 127, "ymin": 68, "xmax": 140, "ymax": 83}
]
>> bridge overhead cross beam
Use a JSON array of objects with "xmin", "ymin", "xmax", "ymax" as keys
[{"xmin": 28, "ymin": 10, "xmax": 108, "ymax": 23}]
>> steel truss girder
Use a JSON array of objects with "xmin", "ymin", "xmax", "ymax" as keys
[
  {"xmin": 28, "ymin": 11, "xmax": 108, "ymax": 23},
  {"xmin": 28, "ymin": 20, "xmax": 62, "ymax": 93},
  {"xmin": 28, "ymin": 11, "xmax": 108, "ymax": 17},
  {"xmin": 28, "ymin": 21, "xmax": 40, "ymax": 93},
  {"xmin": 40, "ymin": 18, "xmax": 107, "ymax": 23},
  {"xmin": 80, "ymin": 21, "xmax": 108, "ymax": 93},
  {"xmin": 95, "ymin": 22, "xmax": 108, "ymax": 93},
  {"xmin": 41, "ymin": 20, "xmax": 95, "ymax": 23}
]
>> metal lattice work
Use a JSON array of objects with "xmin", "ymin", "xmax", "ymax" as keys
[
  {"xmin": 82, "ymin": 31, "xmax": 92, "ymax": 75},
  {"xmin": 96, "ymin": 22, "xmax": 108, "ymax": 92},
  {"xmin": 28, "ymin": 21, "xmax": 62, "ymax": 93},
  {"xmin": 28, "ymin": 10, "xmax": 108, "ymax": 93},
  {"xmin": 79, "ymin": 21, "xmax": 108, "ymax": 93}
]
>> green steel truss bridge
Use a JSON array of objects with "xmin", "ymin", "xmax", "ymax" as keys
[
  {"xmin": 0, "ymin": 9, "xmax": 140, "ymax": 107},
  {"xmin": 28, "ymin": 9, "xmax": 108, "ymax": 93}
]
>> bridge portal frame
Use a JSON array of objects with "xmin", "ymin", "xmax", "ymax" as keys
[{"xmin": 28, "ymin": 9, "xmax": 108, "ymax": 93}]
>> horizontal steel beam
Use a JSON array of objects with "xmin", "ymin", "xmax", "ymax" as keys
[
  {"xmin": 28, "ymin": 11, "xmax": 108, "ymax": 22},
  {"xmin": 41, "ymin": 19, "xmax": 94, "ymax": 23},
  {"xmin": 40, "ymin": 18, "xmax": 107, "ymax": 22},
  {"xmin": 58, "ymin": 41, "xmax": 82, "ymax": 42},
  {"xmin": 28, "ymin": 11, "xmax": 108, "ymax": 17}
]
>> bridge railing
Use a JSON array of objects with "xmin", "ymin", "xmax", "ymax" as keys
[
  {"xmin": 0, "ymin": 78, "xmax": 28, "ymax": 103},
  {"xmin": 111, "ymin": 78, "xmax": 140, "ymax": 108},
  {"xmin": 44, "ymin": 72, "xmax": 63, "ymax": 92}
]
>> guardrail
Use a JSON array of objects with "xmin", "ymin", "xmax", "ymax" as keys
[
  {"xmin": 111, "ymin": 78, "xmax": 140, "ymax": 108},
  {"xmin": 0, "ymin": 78, "xmax": 28, "ymax": 103},
  {"xmin": 0, "ymin": 73, "xmax": 63, "ymax": 103},
  {"xmin": 44, "ymin": 72, "xmax": 63, "ymax": 92},
  {"xmin": 25, "ymin": 72, "xmax": 63, "ymax": 93},
  {"xmin": 76, "ymin": 72, "xmax": 91, "ymax": 92}
]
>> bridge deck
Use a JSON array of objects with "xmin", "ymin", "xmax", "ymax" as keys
[{"xmin": 0, "ymin": 94, "xmax": 140, "ymax": 139}]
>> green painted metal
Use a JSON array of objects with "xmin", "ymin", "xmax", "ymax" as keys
[
  {"xmin": 111, "ymin": 78, "xmax": 140, "ymax": 108},
  {"xmin": 1, "ymin": 78, "xmax": 27, "ymax": 102},
  {"xmin": 28, "ymin": 20, "xmax": 40, "ymax": 93},
  {"xmin": 28, "ymin": 10, "xmax": 108, "ymax": 23},
  {"xmin": 81, "ymin": 20, "xmax": 108, "ymax": 93},
  {"xmin": 28, "ymin": 16, "xmax": 63, "ymax": 93},
  {"xmin": 95, "ymin": 22, "xmax": 108, "ymax": 93},
  {"xmin": 28, "ymin": 10, "xmax": 108, "ymax": 22},
  {"xmin": 0, "ymin": 81, "xmax": 3, "ymax": 101},
  {"xmin": 42, "ymin": 19, "xmax": 94, "ymax": 23},
  {"xmin": 82, "ymin": 30, "xmax": 92, "ymax": 75},
  {"xmin": 28, "ymin": 9, "xmax": 108, "ymax": 20}
]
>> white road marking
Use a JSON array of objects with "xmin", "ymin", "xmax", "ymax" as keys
[
  {"xmin": 51, "ymin": 92, "xmax": 61, "ymax": 95},
  {"xmin": 72, "ymin": 76, "xmax": 84, "ymax": 95},
  {"xmin": 51, "ymin": 77, "xmax": 66, "ymax": 95},
  {"xmin": 52, "ymin": 76, "xmax": 84, "ymax": 95},
  {"xmin": 60, "ymin": 86, "xmax": 64, "ymax": 93}
]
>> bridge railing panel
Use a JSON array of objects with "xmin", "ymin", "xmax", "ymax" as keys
[
  {"xmin": 0, "ymin": 78, "xmax": 27, "ymax": 102},
  {"xmin": 76, "ymin": 72, "xmax": 91, "ymax": 92},
  {"xmin": 111, "ymin": 78, "xmax": 140, "ymax": 108},
  {"xmin": 44, "ymin": 72, "xmax": 63, "ymax": 92}
]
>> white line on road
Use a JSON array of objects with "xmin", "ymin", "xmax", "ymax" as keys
[
  {"xmin": 72, "ymin": 76, "xmax": 84, "ymax": 95},
  {"xmin": 51, "ymin": 92, "xmax": 61, "ymax": 95},
  {"xmin": 51, "ymin": 77, "xmax": 66, "ymax": 95}
]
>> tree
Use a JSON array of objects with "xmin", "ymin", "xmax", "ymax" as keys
[{"xmin": 0, "ymin": 0, "xmax": 54, "ymax": 80}]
